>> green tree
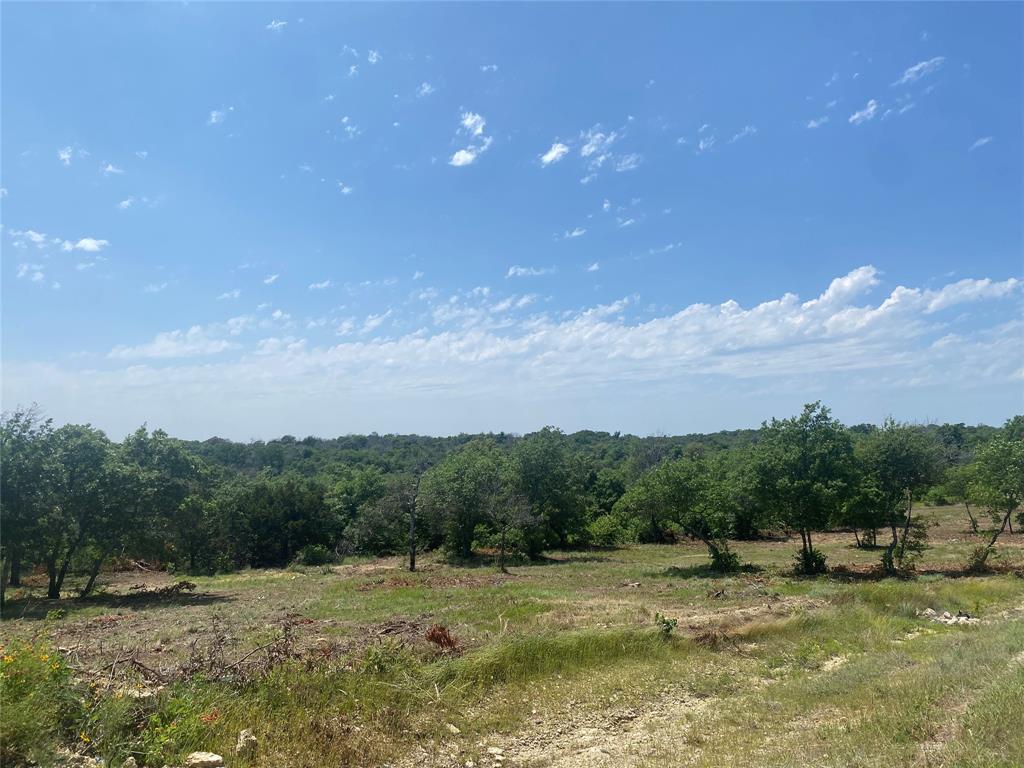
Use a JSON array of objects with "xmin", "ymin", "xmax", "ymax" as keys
[
  {"xmin": 967, "ymin": 436, "xmax": 1024, "ymax": 570},
  {"xmin": 754, "ymin": 402, "xmax": 853, "ymax": 574},
  {"xmin": 613, "ymin": 455, "xmax": 739, "ymax": 571},
  {"xmin": 418, "ymin": 440, "xmax": 522, "ymax": 560},
  {"xmin": 857, "ymin": 420, "xmax": 943, "ymax": 574},
  {"xmin": 513, "ymin": 427, "xmax": 587, "ymax": 550},
  {"xmin": 0, "ymin": 406, "xmax": 57, "ymax": 605}
]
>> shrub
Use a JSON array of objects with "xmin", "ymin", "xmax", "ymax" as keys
[
  {"xmin": 794, "ymin": 547, "xmax": 828, "ymax": 575},
  {"xmin": 709, "ymin": 543, "xmax": 741, "ymax": 573},
  {"xmin": 587, "ymin": 515, "xmax": 626, "ymax": 547},
  {"xmin": 654, "ymin": 613, "xmax": 678, "ymax": 639},
  {"xmin": 294, "ymin": 544, "xmax": 334, "ymax": 567},
  {"xmin": 0, "ymin": 642, "xmax": 83, "ymax": 766}
]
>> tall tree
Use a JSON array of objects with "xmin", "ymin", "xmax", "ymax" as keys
[
  {"xmin": 967, "ymin": 436, "xmax": 1024, "ymax": 570},
  {"xmin": 857, "ymin": 420, "xmax": 943, "ymax": 574},
  {"xmin": 0, "ymin": 406, "xmax": 57, "ymax": 604},
  {"xmin": 754, "ymin": 402, "xmax": 853, "ymax": 574}
]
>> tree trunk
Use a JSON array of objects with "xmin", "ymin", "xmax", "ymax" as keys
[
  {"xmin": 895, "ymin": 491, "xmax": 915, "ymax": 568},
  {"xmin": 8, "ymin": 549, "xmax": 21, "ymax": 587},
  {"xmin": 853, "ymin": 529, "xmax": 861, "ymax": 548},
  {"xmin": 974, "ymin": 509, "xmax": 1013, "ymax": 569},
  {"xmin": 498, "ymin": 528, "xmax": 507, "ymax": 573},
  {"xmin": 79, "ymin": 550, "xmax": 110, "ymax": 598},
  {"xmin": 0, "ymin": 552, "xmax": 9, "ymax": 609},
  {"xmin": 46, "ymin": 555, "xmax": 60, "ymax": 600},
  {"xmin": 964, "ymin": 502, "xmax": 979, "ymax": 534},
  {"xmin": 408, "ymin": 504, "xmax": 417, "ymax": 572}
]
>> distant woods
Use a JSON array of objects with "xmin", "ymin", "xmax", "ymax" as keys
[{"xmin": 1, "ymin": 404, "xmax": 1022, "ymax": 603}]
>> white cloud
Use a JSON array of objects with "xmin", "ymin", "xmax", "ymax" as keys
[
  {"xmin": 362, "ymin": 310, "xmax": 392, "ymax": 334},
  {"xmin": 969, "ymin": 136, "xmax": 994, "ymax": 152},
  {"xmin": 337, "ymin": 182, "xmax": 354, "ymax": 195},
  {"xmin": 416, "ymin": 82, "xmax": 435, "ymax": 98},
  {"xmin": 563, "ymin": 227, "xmax": 586, "ymax": 239},
  {"xmin": 728, "ymin": 125, "xmax": 758, "ymax": 144},
  {"xmin": 266, "ymin": 19, "xmax": 287, "ymax": 31},
  {"xmin": 16, "ymin": 263, "xmax": 45, "ymax": 282},
  {"xmin": 507, "ymin": 265, "xmax": 555, "ymax": 278},
  {"xmin": 309, "ymin": 279, "xmax": 333, "ymax": 290},
  {"xmin": 76, "ymin": 261, "xmax": 97, "ymax": 271},
  {"xmin": 135, "ymin": 150, "xmax": 148, "ymax": 159},
  {"xmin": 460, "ymin": 112, "xmax": 486, "ymax": 137},
  {"xmin": 143, "ymin": 282, "xmax": 168, "ymax": 294},
  {"xmin": 367, "ymin": 49, "xmax": 381, "ymax": 64},
  {"xmin": 892, "ymin": 56, "xmax": 945, "ymax": 86},
  {"xmin": 848, "ymin": 99, "xmax": 879, "ymax": 125},
  {"xmin": 449, "ymin": 113, "xmax": 492, "ymax": 167},
  {"xmin": 118, "ymin": 197, "xmax": 135, "ymax": 210},
  {"xmin": 480, "ymin": 64, "xmax": 498, "ymax": 73},
  {"xmin": 587, "ymin": 262, "xmax": 600, "ymax": 272},
  {"xmin": 109, "ymin": 325, "xmax": 236, "ymax": 359},
  {"xmin": 449, "ymin": 149, "xmax": 479, "ymax": 167},
  {"xmin": 580, "ymin": 126, "xmax": 618, "ymax": 159},
  {"xmin": 348, "ymin": 65, "xmax": 359, "ymax": 78},
  {"xmin": 62, "ymin": 237, "xmax": 109, "ymax": 252},
  {"xmin": 217, "ymin": 289, "xmax": 242, "ymax": 300},
  {"xmin": 208, "ymin": 110, "xmax": 226, "ymax": 125},
  {"xmin": 540, "ymin": 142, "xmax": 570, "ymax": 166},
  {"xmin": 58, "ymin": 146, "xmax": 73, "ymax": 166},
  {"xmin": 14, "ymin": 268, "xmax": 1022, "ymax": 438},
  {"xmin": 617, "ymin": 217, "xmax": 636, "ymax": 228},
  {"xmin": 615, "ymin": 153, "xmax": 642, "ymax": 172},
  {"xmin": 264, "ymin": 274, "xmax": 280, "ymax": 285},
  {"xmin": 101, "ymin": 163, "xmax": 124, "ymax": 176},
  {"xmin": 806, "ymin": 116, "xmax": 830, "ymax": 129},
  {"xmin": 697, "ymin": 136, "xmax": 716, "ymax": 153}
]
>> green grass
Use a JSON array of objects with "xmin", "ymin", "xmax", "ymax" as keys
[{"xmin": 3, "ymin": 505, "xmax": 1023, "ymax": 767}]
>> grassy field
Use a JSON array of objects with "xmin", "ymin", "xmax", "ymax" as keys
[{"xmin": 2, "ymin": 504, "xmax": 1023, "ymax": 768}]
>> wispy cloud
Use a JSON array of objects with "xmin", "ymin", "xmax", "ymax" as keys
[
  {"xmin": 507, "ymin": 265, "xmax": 555, "ymax": 278},
  {"xmin": 892, "ymin": 56, "xmax": 945, "ymax": 86},
  {"xmin": 101, "ymin": 163, "xmax": 124, "ymax": 176},
  {"xmin": 58, "ymin": 146, "xmax": 73, "ymax": 166},
  {"xmin": 615, "ymin": 153, "xmax": 642, "ymax": 172},
  {"xmin": 460, "ymin": 111, "xmax": 486, "ymax": 137},
  {"xmin": 207, "ymin": 107, "xmax": 233, "ymax": 126},
  {"xmin": 587, "ymin": 262, "xmax": 600, "ymax": 272},
  {"xmin": 337, "ymin": 182, "xmax": 354, "ymax": 195},
  {"xmin": 263, "ymin": 274, "xmax": 279, "ymax": 285},
  {"xmin": 367, "ymin": 49, "xmax": 381, "ymax": 64},
  {"xmin": 143, "ymin": 282, "xmax": 168, "ymax": 294},
  {"xmin": 728, "ymin": 125, "xmax": 758, "ymax": 144},
  {"xmin": 449, "ymin": 111, "xmax": 493, "ymax": 167},
  {"xmin": 848, "ymin": 99, "xmax": 879, "ymax": 125},
  {"xmin": 806, "ymin": 116, "xmax": 830, "ymax": 129},
  {"xmin": 480, "ymin": 64, "xmax": 498, "ymax": 73},
  {"xmin": 309, "ymin": 279, "xmax": 333, "ymax": 290},
  {"xmin": 540, "ymin": 142, "xmax": 570, "ymax": 166},
  {"xmin": 266, "ymin": 19, "xmax": 287, "ymax": 31},
  {"xmin": 109, "ymin": 325, "xmax": 237, "ymax": 359},
  {"xmin": 968, "ymin": 136, "xmax": 994, "ymax": 152},
  {"xmin": 416, "ymin": 82, "xmax": 435, "ymax": 98},
  {"xmin": 562, "ymin": 227, "xmax": 586, "ymax": 239},
  {"xmin": 217, "ymin": 289, "xmax": 241, "ymax": 300}
]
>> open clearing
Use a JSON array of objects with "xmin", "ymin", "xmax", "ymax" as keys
[{"xmin": 4, "ymin": 505, "xmax": 1024, "ymax": 768}]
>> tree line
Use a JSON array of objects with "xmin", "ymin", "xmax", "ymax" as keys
[{"xmin": 1, "ymin": 403, "xmax": 1021, "ymax": 604}]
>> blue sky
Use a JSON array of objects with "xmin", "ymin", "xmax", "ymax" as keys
[{"xmin": 2, "ymin": 2, "xmax": 1021, "ymax": 439}]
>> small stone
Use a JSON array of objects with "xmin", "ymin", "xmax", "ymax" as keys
[
  {"xmin": 236, "ymin": 729, "xmax": 257, "ymax": 758},
  {"xmin": 486, "ymin": 747, "xmax": 504, "ymax": 755},
  {"xmin": 184, "ymin": 753, "xmax": 223, "ymax": 768},
  {"xmin": 447, "ymin": 723, "xmax": 461, "ymax": 735},
  {"xmin": 122, "ymin": 759, "xmax": 138, "ymax": 768},
  {"xmin": 942, "ymin": 611, "xmax": 952, "ymax": 620}
]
